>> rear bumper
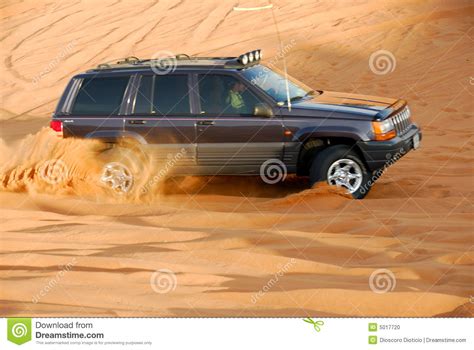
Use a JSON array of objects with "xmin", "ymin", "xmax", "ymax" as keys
[{"xmin": 357, "ymin": 124, "xmax": 422, "ymax": 171}]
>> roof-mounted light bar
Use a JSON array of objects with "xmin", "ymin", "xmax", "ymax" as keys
[
  {"xmin": 238, "ymin": 49, "xmax": 262, "ymax": 66},
  {"xmin": 92, "ymin": 50, "xmax": 264, "ymax": 71}
]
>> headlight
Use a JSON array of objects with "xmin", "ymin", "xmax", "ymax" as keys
[{"xmin": 372, "ymin": 119, "xmax": 396, "ymax": 141}]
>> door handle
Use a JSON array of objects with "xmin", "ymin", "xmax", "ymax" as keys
[
  {"xmin": 128, "ymin": 120, "xmax": 147, "ymax": 125},
  {"xmin": 197, "ymin": 120, "xmax": 215, "ymax": 126}
]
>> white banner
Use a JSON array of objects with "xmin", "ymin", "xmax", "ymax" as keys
[{"xmin": 1, "ymin": 318, "xmax": 472, "ymax": 349}]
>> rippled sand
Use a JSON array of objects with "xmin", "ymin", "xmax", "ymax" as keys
[{"xmin": 0, "ymin": 0, "xmax": 473, "ymax": 316}]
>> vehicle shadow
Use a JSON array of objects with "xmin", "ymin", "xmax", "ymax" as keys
[{"xmin": 161, "ymin": 175, "xmax": 310, "ymax": 199}]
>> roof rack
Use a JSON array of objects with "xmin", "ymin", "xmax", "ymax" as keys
[
  {"xmin": 95, "ymin": 56, "xmax": 140, "ymax": 69},
  {"xmin": 89, "ymin": 50, "xmax": 262, "ymax": 72}
]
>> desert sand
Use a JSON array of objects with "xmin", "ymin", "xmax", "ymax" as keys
[{"xmin": 0, "ymin": 0, "xmax": 473, "ymax": 317}]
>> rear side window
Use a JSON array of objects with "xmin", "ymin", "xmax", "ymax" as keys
[
  {"xmin": 133, "ymin": 75, "xmax": 190, "ymax": 115},
  {"xmin": 71, "ymin": 76, "xmax": 129, "ymax": 115}
]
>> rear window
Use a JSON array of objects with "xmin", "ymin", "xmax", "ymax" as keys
[
  {"xmin": 133, "ymin": 75, "xmax": 190, "ymax": 115},
  {"xmin": 71, "ymin": 76, "xmax": 129, "ymax": 115}
]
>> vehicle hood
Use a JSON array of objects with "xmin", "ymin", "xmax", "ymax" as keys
[{"xmin": 289, "ymin": 91, "xmax": 401, "ymax": 119}]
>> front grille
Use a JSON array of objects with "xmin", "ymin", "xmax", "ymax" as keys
[{"xmin": 391, "ymin": 106, "xmax": 411, "ymax": 135}]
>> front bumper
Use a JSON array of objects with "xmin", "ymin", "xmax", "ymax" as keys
[{"xmin": 357, "ymin": 124, "xmax": 422, "ymax": 171}]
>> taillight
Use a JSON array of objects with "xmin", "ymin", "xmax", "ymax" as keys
[{"xmin": 50, "ymin": 120, "xmax": 63, "ymax": 136}]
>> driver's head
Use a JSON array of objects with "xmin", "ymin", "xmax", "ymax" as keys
[{"xmin": 231, "ymin": 81, "xmax": 246, "ymax": 92}]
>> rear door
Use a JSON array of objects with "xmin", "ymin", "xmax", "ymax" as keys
[
  {"xmin": 126, "ymin": 73, "xmax": 197, "ymax": 170},
  {"xmin": 195, "ymin": 73, "xmax": 284, "ymax": 174},
  {"xmin": 60, "ymin": 74, "xmax": 131, "ymax": 138}
]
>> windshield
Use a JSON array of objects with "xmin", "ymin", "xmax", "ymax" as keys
[{"xmin": 241, "ymin": 65, "xmax": 316, "ymax": 103}]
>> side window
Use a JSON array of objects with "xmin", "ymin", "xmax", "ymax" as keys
[
  {"xmin": 133, "ymin": 75, "xmax": 190, "ymax": 115},
  {"xmin": 134, "ymin": 76, "xmax": 153, "ymax": 114},
  {"xmin": 71, "ymin": 76, "xmax": 129, "ymax": 115},
  {"xmin": 198, "ymin": 74, "xmax": 261, "ymax": 116}
]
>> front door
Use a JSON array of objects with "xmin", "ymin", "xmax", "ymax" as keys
[{"xmin": 195, "ymin": 74, "xmax": 284, "ymax": 175}]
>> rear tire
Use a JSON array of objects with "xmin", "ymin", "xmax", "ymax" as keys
[
  {"xmin": 97, "ymin": 144, "xmax": 150, "ymax": 196},
  {"xmin": 309, "ymin": 145, "xmax": 371, "ymax": 199}
]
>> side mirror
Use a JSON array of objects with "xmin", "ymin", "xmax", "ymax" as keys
[{"xmin": 253, "ymin": 103, "xmax": 274, "ymax": 118}]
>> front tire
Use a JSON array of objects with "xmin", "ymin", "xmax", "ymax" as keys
[{"xmin": 309, "ymin": 145, "xmax": 371, "ymax": 199}]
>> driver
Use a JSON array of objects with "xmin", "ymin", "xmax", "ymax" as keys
[{"xmin": 226, "ymin": 81, "xmax": 246, "ymax": 112}]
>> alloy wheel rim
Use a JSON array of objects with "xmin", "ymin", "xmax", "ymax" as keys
[
  {"xmin": 100, "ymin": 162, "xmax": 133, "ymax": 194},
  {"xmin": 327, "ymin": 158, "xmax": 363, "ymax": 193}
]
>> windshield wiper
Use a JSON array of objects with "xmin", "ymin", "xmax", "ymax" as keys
[
  {"xmin": 289, "ymin": 91, "xmax": 314, "ymax": 102},
  {"xmin": 289, "ymin": 95, "xmax": 305, "ymax": 102}
]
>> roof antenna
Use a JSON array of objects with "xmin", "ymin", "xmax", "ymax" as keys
[
  {"xmin": 269, "ymin": 2, "xmax": 291, "ymax": 111},
  {"xmin": 233, "ymin": 1, "xmax": 292, "ymax": 111}
]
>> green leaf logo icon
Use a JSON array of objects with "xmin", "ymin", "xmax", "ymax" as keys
[{"xmin": 7, "ymin": 318, "xmax": 32, "ymax": 345}]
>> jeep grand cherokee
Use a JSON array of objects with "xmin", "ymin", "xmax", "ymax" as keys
[{"xmin": 50, "ymin": 50, "xmax": 422, "ymax": 198}]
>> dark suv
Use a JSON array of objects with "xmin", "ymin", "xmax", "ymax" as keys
[{"xmin": 51, "ymin": 50, "xmax": 421, "ymax": 198}]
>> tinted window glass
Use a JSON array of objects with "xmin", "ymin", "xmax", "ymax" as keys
[
  {"xmin": 72, "ymin": 76, "xmax": 129, "ymax": 115},
  {"xmin": 134, "ymin": 76, "xmax": 153, "ymax": 114},
  {"xmin": 133, "ymin": 75, "xmax": 190, "ymax": 115},
  {"xmin": 198, "ymin": 74, "xmax": 261, "ymax": 115}
]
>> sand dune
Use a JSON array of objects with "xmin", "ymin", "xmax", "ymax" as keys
[{"xmin": 0, "ymin": 0, "xmax": 473, "ymax": 317}]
